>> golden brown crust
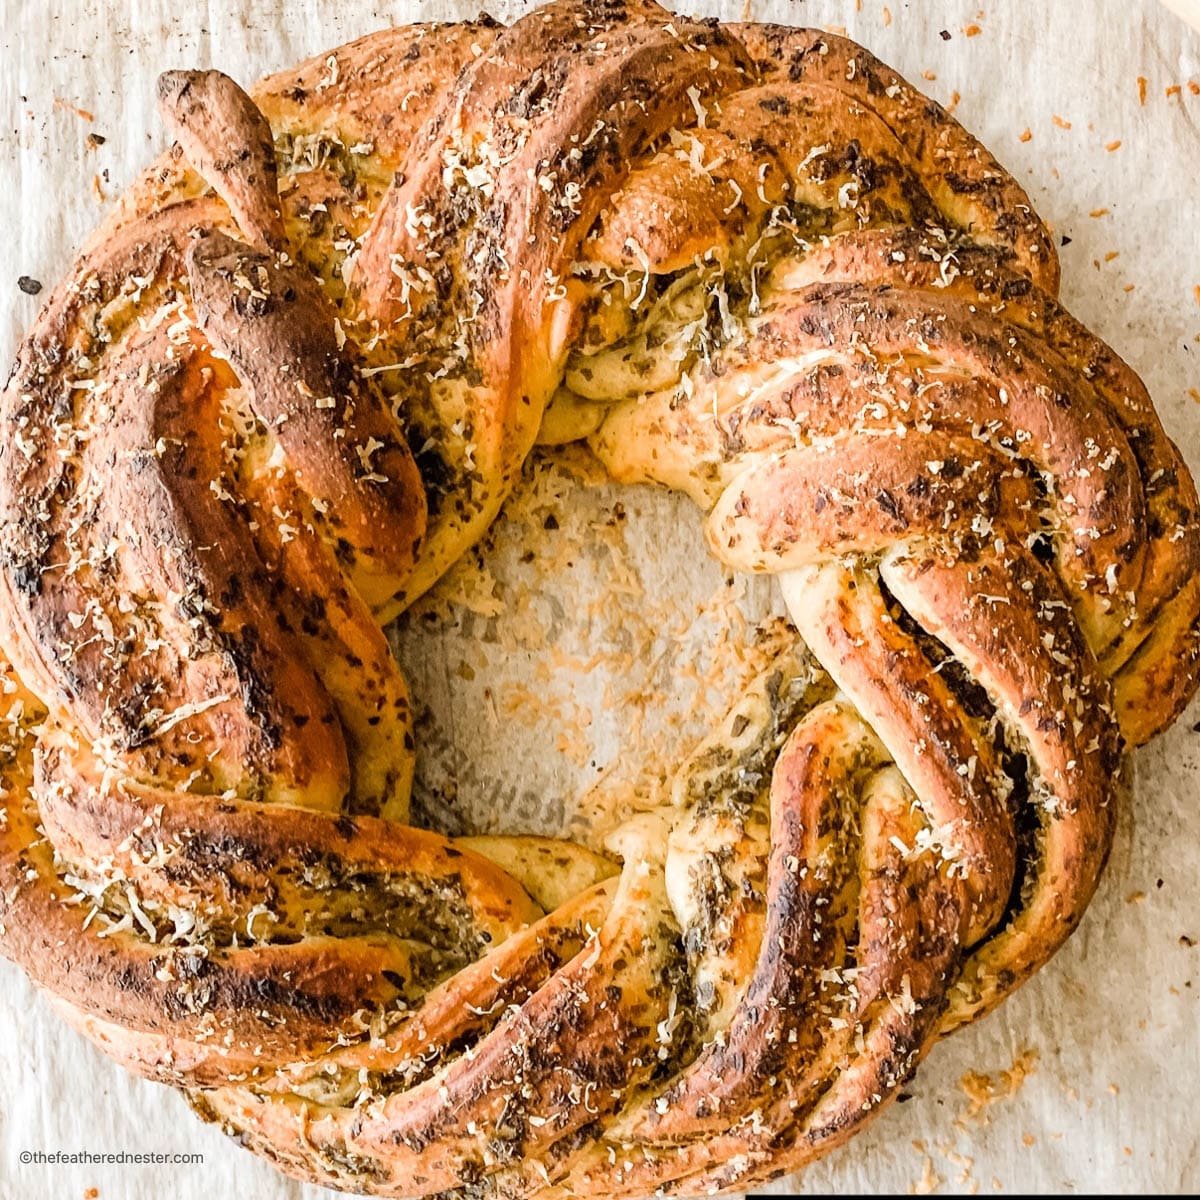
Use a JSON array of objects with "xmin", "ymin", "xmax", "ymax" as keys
[
  {"xmin": 158, "ymin": 70, "xmax": 288, "ymax": 252},
  {"xmin": 0, "ymin": 2, "xmax": 1197, "ymax": 1197}
]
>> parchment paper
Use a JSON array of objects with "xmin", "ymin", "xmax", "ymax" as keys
[{"xmin": 1, "ymin": 1, "xmax": 1199, "ymax": 1195}]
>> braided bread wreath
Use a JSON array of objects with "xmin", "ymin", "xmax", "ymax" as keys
[{"xmin": 2, "ymin": 1, "xmax": 1199, "ymax": 1194}]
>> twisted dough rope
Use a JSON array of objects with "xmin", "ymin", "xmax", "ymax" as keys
[{"xmin": 0, "ymin": 2, "xmax": 1197, "ymax": 1195}]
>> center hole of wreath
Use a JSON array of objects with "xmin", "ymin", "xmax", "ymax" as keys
[{"xmin": 391, "ymin": 445, "xmax": 791, "ymax": 850}]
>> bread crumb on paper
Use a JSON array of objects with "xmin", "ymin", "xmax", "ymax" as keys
[
  {"xmin": 957, "ymin": 1047, "xmax": 1040, "ymax": 1128},
  {"xmin": 909, "ymin": 1147, "xmax": 943, "ymax": 1195},
  {"xmin": 53, "ymin": 96, "xmax": 94, "ymax": 122}
]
